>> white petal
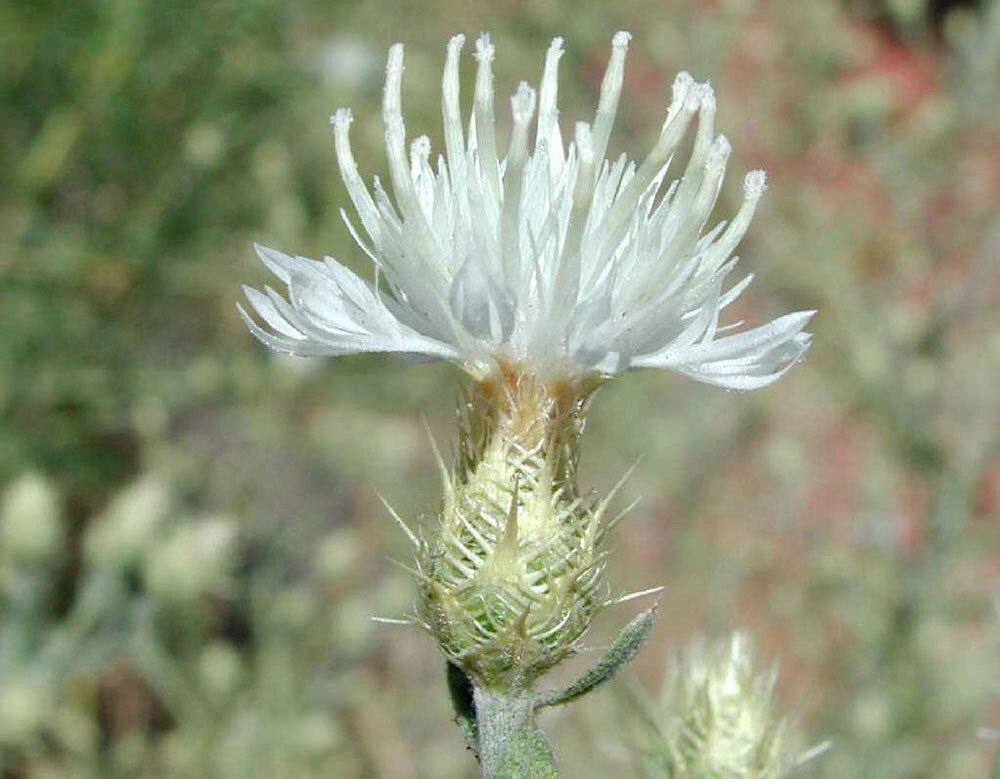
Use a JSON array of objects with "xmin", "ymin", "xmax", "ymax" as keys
[
  {"xmin": 241, "ymin": 36, "xmax": 814, "ymax": 388},
  {"xmin": 449, "ymin": 256, "xmax": 515, "ymax": 344}
]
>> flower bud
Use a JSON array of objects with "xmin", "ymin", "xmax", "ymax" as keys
[
  {"xmin": 644, "ymin": 632, "xmax": 792, "ymax": 779},
  {"xmin": 416, "ymin": 369, "xmax": 610, "ymax": 691},
  {"xmin": 315, "ymin": 526, "xmax": 363, "ymax": 582},
  {"xmin": 84, "ymin": 476, "xmax": 170, "ymax": 567},
  {"xmin": 143, "ymin": 515, "xmax": 236, "ymax": 602},
  {"xmin": 198, "ymin": 642, "xmax": 243, "ymax": 701},
  {"xmin": 1, "ymin": 473, "xmax": 63, "ymax": 563},
  {"xmin": 0, "ymin": 677, "xmax": 53, "ymax": 747}
]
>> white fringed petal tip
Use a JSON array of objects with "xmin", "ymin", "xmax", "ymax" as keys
[{"xmin": 239, "ymin": 32, "xmax": 814, "ymax": 389}]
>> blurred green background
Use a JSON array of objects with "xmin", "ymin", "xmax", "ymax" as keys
[{"xmin": 2, "ymin": 0, "xmax": 998, "ymax": 776}]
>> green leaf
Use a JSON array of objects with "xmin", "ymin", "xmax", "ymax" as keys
[{"xmin": 535, "ymin": 603, "xmax": 658, "ymax": 709}]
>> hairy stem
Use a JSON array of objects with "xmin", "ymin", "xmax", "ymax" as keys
[{"xmin": 473, "ymin": 686, "xmax": 560, "ymax": 779}]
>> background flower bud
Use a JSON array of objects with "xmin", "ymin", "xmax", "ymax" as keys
[
  {"xmin": 0, "ymin": 678, "xmax": 53, "ymax": 747},
  {"xmin": 143, "ymin": 515, "xmax": 236, "ymax": 602},
  {"xmin": 1, "ymin": 473, "xmax": 63, "ymax": 564},
  {"xmin": 640, "ymin": 632, "xmax": 795, "ymax": 779},
  {"xmin": 84, "ymin": 476, "xmax": 170, "ymax": 567},
  {"xmin": 314, "ymin": 526, "xmax": 363, "ymax": 583},
  {"xmin": 198, "ymin": 642, "xmax": 243, "ymax": 701}
]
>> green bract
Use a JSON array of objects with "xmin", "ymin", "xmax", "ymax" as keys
[{"xmin": 416, "ymin": 370, "xmax": 609, "ymax": 690}]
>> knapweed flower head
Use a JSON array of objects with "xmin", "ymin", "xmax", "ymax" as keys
[
  {"xmin": 641, "ymin": 632, "xmax": 793, "ymax": 779},
  {"xmin": 414, "ymin": 371, "xmax": 612, "ymax": 690},
  {"xmin": 240, "ymin": 32, "xmax": 814, "ymax": 389}
]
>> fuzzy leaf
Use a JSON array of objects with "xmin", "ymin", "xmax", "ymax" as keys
[{"xmin": 535, "ymin": 603, "xmax": 658, "ymax": 709}]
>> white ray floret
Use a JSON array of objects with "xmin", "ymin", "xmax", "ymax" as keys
[{"xmin": 240, "ymin": 32, "xmax": 814, "ymax": 389}]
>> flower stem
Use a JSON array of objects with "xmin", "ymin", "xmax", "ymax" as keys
[{"xmin": 472, "ymin": 686, "xmax": 560, "ymax": 778}]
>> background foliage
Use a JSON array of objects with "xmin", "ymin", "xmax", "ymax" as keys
[{"xmin": 2, "ymin": 0, "xmax": 998, "ymax": 776}]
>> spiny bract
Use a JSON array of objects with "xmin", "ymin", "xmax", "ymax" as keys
[{"xmin": 412, "ymin": 371, "xmax": 615, "ymax": 690}]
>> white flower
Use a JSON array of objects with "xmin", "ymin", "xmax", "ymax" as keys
[{"xmin": 239, "ymin": 32, "xmax": 814, "ymax": 389}]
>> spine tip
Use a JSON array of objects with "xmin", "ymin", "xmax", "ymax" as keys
[
  {"xmin": 744, "ymin": 169, "xmax": 767, "ymax": 199},
  {"xmin": 411, "ymin": 135, "xmax": 431, "ymax": 160},
  {"xmin": 330, "ymin": 107, "xmax": 353, "ymax": 127},
  {"xmin": 672, "ymin": 71, "xmax": 694, "ymax": 94},
  {"xmin": 613, "ymin": 30, "xmax": 632, "ymax": 49},
  {"xmin": 475, "ymin": 32, "xmax": 495, "ymax": 62},
  {"xmin": 670, "ymin": 71, "xmax": 697, "ymax": 114},
  {"xmin": 387, "ymin": 42, "xmax": 404, "ymax": 71},
  {"xmin": 697, "ymin": 81, "xmax": 716, "ymax": 112},
  {"xmin": 706, "ymin": 135, "xmax": 731, "ymax": 172},
  {"xmin": 511, "ymin": 81, "xmax": 537, "ymax": 122}
]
